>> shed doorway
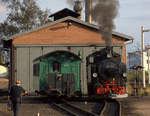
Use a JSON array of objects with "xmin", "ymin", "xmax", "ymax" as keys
[{"xmin": 39, "ymin": 51, "xmax": 81, "ymax": 96}]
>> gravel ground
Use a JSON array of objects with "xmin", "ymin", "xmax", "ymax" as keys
[
  {"xmin": 69, "ymin": 101, "xmax": 105, "ymax": 114},
  {"xmin": 121, "ymin": 96, "xmax": 150, "ymax": 116},
  {"xmin": 69, "ymin": 101, "xmax": 97, "ymax": 112},
  {"xmin": 0, "ymin": 78, "xmax": 8, "ymax": 89},
  {"xmin": 1, "ymin": 96, "xmax": 150, "ymax": 116},
  {"xmin": 71, "ymin": 97, "xmax": 150, "ymax": 116},
  {"xmin": 1, "ymin": 79, "xmax": 150, "ymax": 116},
  {"xmin": 0, "ymin": 103, "xmax": 65, "ymax": 116}
]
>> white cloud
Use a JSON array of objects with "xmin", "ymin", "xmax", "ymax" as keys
[
  {"xmin": 0, "ymin": 4, "xmax": 5, "ymax": 13},
  {"xmin": 0, "ymin": 3, "xmax": 7, "ymax": 22}
]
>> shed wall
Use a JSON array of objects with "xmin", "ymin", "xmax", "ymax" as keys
[
  {"xmin": 16, "ymin": 48, "xmax": 30, "ymax": 91},
  {"xmin": 14, "ymin": 45, "xmax": 123, "ymax": 95},
  {"xmin": 29, "ymin": 47, "xmax": 42, "ymax": 92}
]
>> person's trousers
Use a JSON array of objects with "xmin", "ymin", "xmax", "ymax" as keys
[{"xmin": 12, "ymin": 102, "xmax": 20, "ymax": 116}]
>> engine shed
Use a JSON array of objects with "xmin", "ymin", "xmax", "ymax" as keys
[{"xmin": 3, "ymin": 8, "xmax": 133, "ymax": 95}]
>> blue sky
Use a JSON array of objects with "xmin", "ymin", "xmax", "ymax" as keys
[
  {"xmin": 114, "ymin": 0, "xmax": 150, "ymax": 52},
  {"xmin": 0, "ymin": 0, "xmax": 150, "ymax": 53}
]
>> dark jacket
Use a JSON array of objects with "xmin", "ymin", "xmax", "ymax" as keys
[{"xmin": 9, "ymin": 84, "xmax": 25, "ymax": 103}]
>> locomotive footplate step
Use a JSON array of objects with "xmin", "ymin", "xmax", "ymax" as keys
[{"xmin": 111, "ymin": 94, "xmax": 128, "ymax": 99}]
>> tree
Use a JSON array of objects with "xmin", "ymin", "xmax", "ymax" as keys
[
  {"xmin": 0, "ymin": 0, "xmax": 51, "ymax": 65},
  {"xmin": 0, "ymin": 0, "xmax": 51, "ymax": 37},
  {"xmin": 0, "ymin": 21, "xmax": 19, "ymax": 37}
]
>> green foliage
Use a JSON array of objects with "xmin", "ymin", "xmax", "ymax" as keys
[
  {"xmin": 0, "ymin": 0, "xmax": 51, "ymax": 37},
  {"xmin": 0, "ymin": 21, "xmax": 19, "ymax": 36}
]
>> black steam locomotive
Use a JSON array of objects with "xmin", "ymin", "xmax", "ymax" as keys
[{"xmin": 87, "ymin": 47, "xmax": 128, "ymax": 98}]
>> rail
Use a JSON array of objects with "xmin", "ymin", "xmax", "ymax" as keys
[
  {"xmin": 52, "ymin": 101, "xmax": 99, "ymax": 116},
  {"xmin": 101, "ymin": 99, "xmax": 121, "ymax": 116}
]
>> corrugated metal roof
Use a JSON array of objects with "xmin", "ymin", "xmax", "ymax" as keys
[{"xmin": 3, "ymin": 16, "xmax": 134, "ymax": 41}]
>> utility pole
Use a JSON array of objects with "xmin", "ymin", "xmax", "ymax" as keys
[
  {"xmin": 146, "ymin": 45, "xmax": 150, "ymax": 84},
  {"xmin": 141, "ymin": 26, "xmax": 150, "ymax": 88},
  {"xmin": 148, "ymin": 50, "xmax": 150, "ymax": 84},
  {"xmin": 141, "ymin": 26, "xmax": 145, "ymax": 88}
]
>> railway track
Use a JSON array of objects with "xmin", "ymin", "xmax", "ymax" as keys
[
  {"xmin": 52, "ymin": 101, "xmax": 100, "ymax": 116},
  {"xmin": 51, "ymin": 99, "xmax": 121, "ymax": 116},
  {"xmin": 101, "ymin": 99, "xmax": 121, "ymax": 116},
  {"xmin": 0, "ymin": 92, "xmax": 121, "ymax": 116}
]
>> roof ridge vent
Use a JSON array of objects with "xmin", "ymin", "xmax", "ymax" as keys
[{"xmin": 49, "ymin": 8, "xmax": 80, "ymax": 21}]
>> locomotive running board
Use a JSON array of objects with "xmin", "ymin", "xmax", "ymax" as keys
[{"xmin": 110, "ymin": 94, "xmax": 128, "ymax": 99}]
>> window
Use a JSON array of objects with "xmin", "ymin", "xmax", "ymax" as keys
[
  {"xmin": 33, "ymin": 63, "xmax": 40, "ymax": 76},
  {"xmin": 53, "ymin": 61, "xmax": 60, "ymax": 72}
]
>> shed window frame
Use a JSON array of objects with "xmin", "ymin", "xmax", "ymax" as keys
[
  {"xmin": 33, "ymin": 63, "xmax": 40, "ymax": 76},
  {"xmin": 52, "ymin": 61, "xmax": 60, "ymax": 72}
]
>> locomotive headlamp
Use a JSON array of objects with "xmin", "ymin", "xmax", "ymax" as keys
[
  {"xmin": 93, "ymin": 73, "xmax": 98, "ymax": 78},
  {"xmin": 123, "ymin": 73, "xmax": 127, "ymax": 77}
]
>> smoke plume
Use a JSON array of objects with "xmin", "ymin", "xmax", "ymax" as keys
[
  {"xmin": 67, "ymin": 0, "xmax": 84, "ymax": 6},
  {"xmin": 66, "ymin": 0, "xmax": 119, "ymax": 47},
  {"xmin": 92, "ymin": 0, "xmax": 119, "ymax": 47},
  {"xmin": 0, "ymin": 4, "xmax": 3, "ymax": 12},
  {"xmin": 0, "ymin": 3, "xmax": 5, "ymax": 13},
  {"xmin": 66, "ymin": 0, "xmax": 74, "ymax": 6}
]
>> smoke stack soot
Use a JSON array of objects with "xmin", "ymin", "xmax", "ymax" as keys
[
  {"xmin": 92, "ymin": 0, "xmax": 119, "ymax": 47},
  {"xmin": 74, "ymin": 1, "xmax": 83, "ymax": 19},
  {"xmin": 66, "ymin": 0, "xmax": 74, "ymax": 6},
  {"xmin": 66, "ymin": 0, "xmax": 119, "ymax": 47}
]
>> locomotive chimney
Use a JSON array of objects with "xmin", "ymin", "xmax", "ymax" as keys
[
  {"xmin": 85, "ymin": 0, "xmax": 92, "ymax": 23},
  {"xmin": 106, "ymin": 46, "xmax": 113, "ymax": 58},
  {"xmin": 74, "ymin": 0, "xmax": 83, "ymax": 20}
]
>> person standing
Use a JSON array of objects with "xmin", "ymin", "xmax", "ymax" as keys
[{"xmin": 8, "ymin": 80, "xmax": 27, "ymax": 116}]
